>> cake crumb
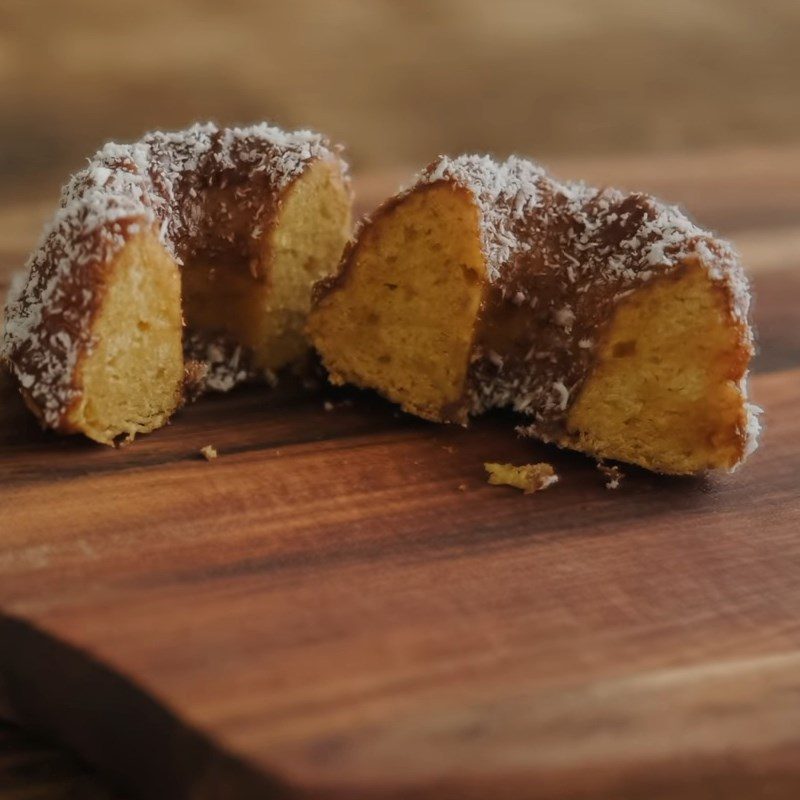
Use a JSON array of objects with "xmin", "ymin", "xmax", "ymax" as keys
[
  {"xmin": 457, "ymin": 483, "xmax": 468, "ymax": 492},
  {"xmin": 182, "ymin": 360, "xmax": 209, "ymax": 404},
  {"xmin": 484, "ymin": 462, "xmax": 558, "ymax": 494},
  {"xmin": 597, "ymin": 461, "xmax": 624, "ymax": 489},
  {"xmin": 200, "ymin": 445, "xmax": 218, "ymax": 461},
  {"xmin": 442, "ymin": 445, "xmax": 456, "ymax": 454},
  {"xmin": 323, "ymin": 398, "xmax": 353, "ymax": 411}
]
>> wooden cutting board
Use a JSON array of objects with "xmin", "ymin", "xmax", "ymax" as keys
[{"xmin": 1, "ymin": 151, "xmax": 800, "ymax": 800}]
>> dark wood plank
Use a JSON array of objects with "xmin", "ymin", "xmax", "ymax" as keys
[
  {"xmin": 0, "ymin": 721, "xmax": 116, "ymax": 800},
  {"xmin": 1, "ymin": 365, "xmax": 799, "ymax": 799}
]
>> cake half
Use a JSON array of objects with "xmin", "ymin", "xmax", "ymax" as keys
[
  {"xmin": 308, "ymin": 155, "xmax": 759, "ymax": 475},
  {"xmin": 3, "ymin": 123, "xmax": 351, "ymax": 444}
]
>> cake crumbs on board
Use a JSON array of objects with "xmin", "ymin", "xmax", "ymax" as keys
[
  {"xmin": 484, "ymin": 462, "xmax": 558, "ymax": 494},
  {"xmin": 200, "ymin": 445, "xmax": 218, "ymax": 461},
  {"xmin": 597, "ymin": 461, "xmax": 624, "ymax": 489},
  {"xmin": 323, "ymin": 398, "xmax": 354, "ymax": 411}
]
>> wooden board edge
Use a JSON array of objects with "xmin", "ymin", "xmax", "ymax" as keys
[
  {"xmin": 0, "ymin": 612, "xmax": 283, "ymax": 800},
  {"xmin": 5, "ymin": 606, "xmax": 800, "ymax": 800}
]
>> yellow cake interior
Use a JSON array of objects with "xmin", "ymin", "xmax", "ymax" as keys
[
  {"xmin": 69, "ymin": 231, "xmax": 184, "ymax": 444},
  {"xmin": 565, "ymin": 262, "xmax": 750, "ymax": 473},
  {"xmin": 182, "ymin": 159, "xmax": 351, "ymax": 371},
  {"xmin": 308, "ymin": 183, "xmax": 486, "ymax": 422}
]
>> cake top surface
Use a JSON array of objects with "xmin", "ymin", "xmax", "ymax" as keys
[
  {"xmin": 62, "ymin": 122, "xmax": 342, "ymax": 262},
  {"xmin": 415, "ymin": 153, "xmax": 750, "ymax": 323}
]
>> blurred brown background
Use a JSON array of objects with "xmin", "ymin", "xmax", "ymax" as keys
[{"xmin": 2, "ymin": 0, "xmax": 800, "ymax": 202}]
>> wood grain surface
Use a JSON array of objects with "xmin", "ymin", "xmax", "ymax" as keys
[{"xmin": 0, "ymin": 150, "xmax": 799, "ymax": 799}]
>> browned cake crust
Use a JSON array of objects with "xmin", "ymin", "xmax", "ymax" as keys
[
  {"xmin": 3, "ymin": 123, "xmax": 349, "ymax": 433},
  {"xmin": 312, "ymin": 155, "xmax": 760, "ymax": 472}
]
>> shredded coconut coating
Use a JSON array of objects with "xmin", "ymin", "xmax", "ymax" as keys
[
  {"xmin": 597, "ymin": 461, "xmax": 625, "ymax": 490},
  {"xmin": 418, "ymin": 155, "xmax": 749, "ymax": 315},
  {"xmin": 183, "ymin": 330, "xmax": 277, "ymax": 394},
  {"xmin": 412, "ymin": 155, "xmax": 755, "ymax": 446},
  {"xmin": 2, "ymin": 123, "xmax": 346, "ymax": 428}
]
